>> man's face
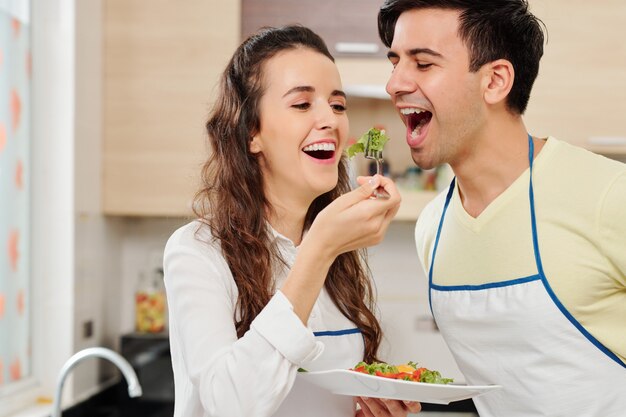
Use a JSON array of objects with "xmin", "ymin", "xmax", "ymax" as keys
[{"xmin": 385, "ymin": 8, "xmax": 486, "ymax": 169}]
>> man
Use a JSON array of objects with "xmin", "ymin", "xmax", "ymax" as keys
[{"xmin": 378, "ymin": 1, "xmax": 626, "ymax": 416}]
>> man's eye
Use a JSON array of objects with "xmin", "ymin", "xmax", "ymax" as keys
[
  {"xmin": 331, "ymin": 104, "xmax": 347, "ymax": 113},
  {"xmin": 292, "ymin": 103, "xmax": 311, "ymax": 110},
  {"xmin": 417, "ymin": 63, "xmax": 433, "ymax": 70}
]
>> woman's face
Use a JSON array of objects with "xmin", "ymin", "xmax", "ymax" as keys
[{"xmin": 250, "ymin": 47, "xmax": 349, "ymax": 207}]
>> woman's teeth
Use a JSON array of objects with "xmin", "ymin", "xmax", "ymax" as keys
[
  {"xmin": 302, "ymin": 142, "xmax": 336, "ymax": 160},
  {"xmin": 302, "ymin": 142, "xmax": 335, "ymax": 152}
]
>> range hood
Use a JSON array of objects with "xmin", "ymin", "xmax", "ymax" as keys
[{"xmin": 343, "ymin": 84, "xmax": 390, "ymax": 100}]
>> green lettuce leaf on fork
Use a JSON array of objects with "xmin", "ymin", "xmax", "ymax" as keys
[{"xmin": 346, "ymin": 127, "xmax": 390, "ymax": 158}]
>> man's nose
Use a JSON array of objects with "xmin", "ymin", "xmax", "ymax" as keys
[{"xmin": 386, "ymin": 63, "xmax": 417, "ymax": 98}]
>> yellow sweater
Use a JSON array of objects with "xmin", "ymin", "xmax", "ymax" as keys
[{"xmin": 415, "ymin": 137, "xmax": 626, "ymax": 363}]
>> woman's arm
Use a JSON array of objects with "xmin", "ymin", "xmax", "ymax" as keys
[
  {"xmin": 164, "ymin": 226, "xmax": 322, "ymax": 417},
  {"xmin": 282, "ymin": 175, "xmax": 401, "ymax": 324}
]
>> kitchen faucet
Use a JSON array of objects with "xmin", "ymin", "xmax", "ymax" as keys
[{"xmin": 52, "ymin": 347, "xmax": 143, "ymax": 417}]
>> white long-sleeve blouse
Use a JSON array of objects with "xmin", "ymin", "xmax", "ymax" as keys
[{"xmin": 163, "ymin": 221, "xmax": 365, "ymax": 417}]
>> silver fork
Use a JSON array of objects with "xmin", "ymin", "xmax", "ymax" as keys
[{"xmin": 364, "ymin": 130, "xmax": 390, "ymax": 199}]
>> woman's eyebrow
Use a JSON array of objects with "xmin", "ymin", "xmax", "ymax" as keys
[
  {"xmin": 282, "ymin": 86, "xmax": 346, "ymax": 99},
  {"xmin": 283, "ymin": 85, "xmax": 315, "ymax": 97}
]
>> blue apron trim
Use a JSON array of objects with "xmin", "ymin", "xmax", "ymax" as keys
[
  {"xmin": 313, "ymin": 328, "xmax": 361, "ymax": 337},
  {"xmin": 527, "ymin": 138, "xmax": 626, "ymax": 368},
  {"xmin": 429, "ymin": 133, "xmax": 626, "ymax": 369},
  {"xmin": 431, "ymin": 274, "xmax": 540, "ymax": 292},
  {"xmin": 427, "ymin": 177, "xmax": 456, "ymax": 315}
]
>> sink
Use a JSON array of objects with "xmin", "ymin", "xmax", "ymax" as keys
[{"xmin": 50, "ymin": 381, "xmax": 173, "ymax": 417}]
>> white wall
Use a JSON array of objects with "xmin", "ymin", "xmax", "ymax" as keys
[
  {"xmin": 30, "ymin": 0, "xmax": 76, "ymax": 408},
  {"xmin": 72, "ymin": 0, "xmax": 131, "ymax": 397}
]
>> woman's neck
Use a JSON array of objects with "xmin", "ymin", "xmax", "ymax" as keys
[{"xmin": 266, "ymin": 197, "xmax": 310, "ymax": 246}]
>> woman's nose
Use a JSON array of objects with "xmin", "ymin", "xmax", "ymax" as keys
[{"xmin": 316, "ymin": 104, "xmax": 339, "ymax": 130}]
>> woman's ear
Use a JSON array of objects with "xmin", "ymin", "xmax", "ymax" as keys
[
  {"xmin": 483, "ymin": 59, "xmax": 514, "ymax": 106},
  {"xmin": 249, "ymin": 132, "xmax": 262, "ymax": 154}
]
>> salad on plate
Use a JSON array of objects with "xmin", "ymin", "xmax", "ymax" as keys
[{"xmin": 351, "ymin": 361, "xmax": 454, "ymax": 384}]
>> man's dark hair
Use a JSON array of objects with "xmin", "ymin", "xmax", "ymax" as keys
[{"xmin": 378, "ymin": 0, "xmax": 546, "ymax": 114}]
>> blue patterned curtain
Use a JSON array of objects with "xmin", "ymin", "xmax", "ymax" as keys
[{"xmin": 0, "ymin": 3, "xmax": 30, "ymax": 386}]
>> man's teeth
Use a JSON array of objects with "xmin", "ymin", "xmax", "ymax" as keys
[
  {"xmin": 400, "ymin": 108, "xmax": 425, "ymax": 115},
  {"xmin": 400, "ymin": 108, "xmax": 428, "ymax": 138},
  {"xmin": 302, "ymin": 143, "xmax": 335, "ymax": 152}
]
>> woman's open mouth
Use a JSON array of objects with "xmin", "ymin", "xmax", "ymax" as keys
[{"xmin": 302, "ymin": 142, "xmax": 336, "ymax": 161}]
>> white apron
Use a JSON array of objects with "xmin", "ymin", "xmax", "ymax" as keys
[
  {"xmin": 274, "ymin": 328, "xmax": 363, "ymax": 417},
  {"xmin": 428, "ymin": 135, "xmax": 626, "ymax": 417}
]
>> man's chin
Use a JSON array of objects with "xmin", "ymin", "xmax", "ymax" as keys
[{"xmin": 411, "ymin": 151, "xmax": 437, "ymax": 171}]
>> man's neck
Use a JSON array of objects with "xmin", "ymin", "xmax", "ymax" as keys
[{"xmin": 451, "ymin": 119, "xmax": 542, "ymax": 218}]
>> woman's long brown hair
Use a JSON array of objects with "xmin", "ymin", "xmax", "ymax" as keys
[{"xmin": 193, "ymin": 25, "xmax": 381, "ymax": 362}]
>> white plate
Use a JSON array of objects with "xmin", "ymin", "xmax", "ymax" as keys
[{"xmin": 298, "ymin": 369, "xmax": 501, "ymax": 404}]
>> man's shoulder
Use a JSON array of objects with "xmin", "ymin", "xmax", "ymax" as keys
[
  {"xmin": 415, "ymin": 187, "xmax": 449, "ymax": 238},
  {"xmin": 549, "ymin": 137, "xmax": 626, "ymax": 174}
]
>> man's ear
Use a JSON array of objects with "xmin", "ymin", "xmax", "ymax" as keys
[
  {"xmin": 483, "ymin": 59, "xmax": 514, "ymax": 106},
  {"xmin": 249, "ymin": 132, "xmax": 262, "ymax": 154}
]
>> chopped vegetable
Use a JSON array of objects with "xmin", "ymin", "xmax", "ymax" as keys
[
  {"xmin": 351, "ymin": 361, "xmax": 454, "ymax": 384},
  {"xmin": 347, "ymin": 127, "xmax": 390, "ymax": 158}
]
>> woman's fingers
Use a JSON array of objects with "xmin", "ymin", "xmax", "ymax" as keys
[
  {"xmin": 356, "ymin": 397, "xmax": 423, "ymax": 416},
  {"xmin": 355, "ymin": 397, "xmax": 377, "ymax": 417},
  {"xmin": 356, "ymin": 175, "xmax": 401, "ymax": 199},
  {"xmin": 331, "ymin": 175, "xmax": 382, "ymax": 211},
  {"xmin": 305, "ymin": 175, "xmax": 401, "ymax": 258},
  {"xmin": 404, "ymin": 401, "xmax": 422, "ymax": 413}
]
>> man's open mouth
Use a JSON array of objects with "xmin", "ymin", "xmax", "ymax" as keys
[
  {"xmin": 302, "ymin": 142, "xmax": 336, "ymax": 160},
  {"xmin": 401, "ymin": 108, "xmax": 432, "ymax": 139}
]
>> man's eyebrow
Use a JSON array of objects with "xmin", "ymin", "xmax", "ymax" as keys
[
  {"xmin": 282, "ymin": 86, "xmax": 346, "ymax": 99},
  {"xmin": 387, "ymin": 48, "xmax": 444, "ymax": 60}
]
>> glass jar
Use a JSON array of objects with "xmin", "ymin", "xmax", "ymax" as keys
[
  {"xmin": 135, "ymin": 267, "xmax": 167, "ymax": 333},
  {"xmin": 404, "ymin": 166, "xmax": 423, "ymax": 190}
]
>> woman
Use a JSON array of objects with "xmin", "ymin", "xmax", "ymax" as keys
[{"xmin": 164, "ymin": 25, "xmax": 421, "ymax": 417}]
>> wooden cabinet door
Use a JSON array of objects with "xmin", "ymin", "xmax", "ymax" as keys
[
  {"xmin": 103, "ymin": 0, "xmax": 240, "ymax": 216},
  {"xmin": 242, "ymin": 0, "xmax": 386, "ymax": 58}
]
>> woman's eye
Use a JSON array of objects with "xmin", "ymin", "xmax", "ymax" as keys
[
  {"xmin": 331, "ymin": 104, "xmax": 347, "ymax": 113},
  {"xmin": 292, "ymin": 102, "xmax": 311, "ymax": 110}
]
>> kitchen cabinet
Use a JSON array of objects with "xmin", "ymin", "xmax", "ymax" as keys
[
  {"xmin": 515, "ymin": 1, "xmax": 626, "ymax": 151},
  {"xmin": 102, "ymin": 0, "xmax": 240, "ymax": 216},
  {"xmin": 241, "ymin": 0, "xmax": 393, "ymax": 99},
  {"xmin": 102, "ymin": 1, "xmax": 626, "ymax": 217},
  {"xmin": 242, "ymin": 0, "xmax": 386, "ymax": 59},
  {"xmin": 102, "ymin": 0, "xmax": 433, "ymax": 219}
]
